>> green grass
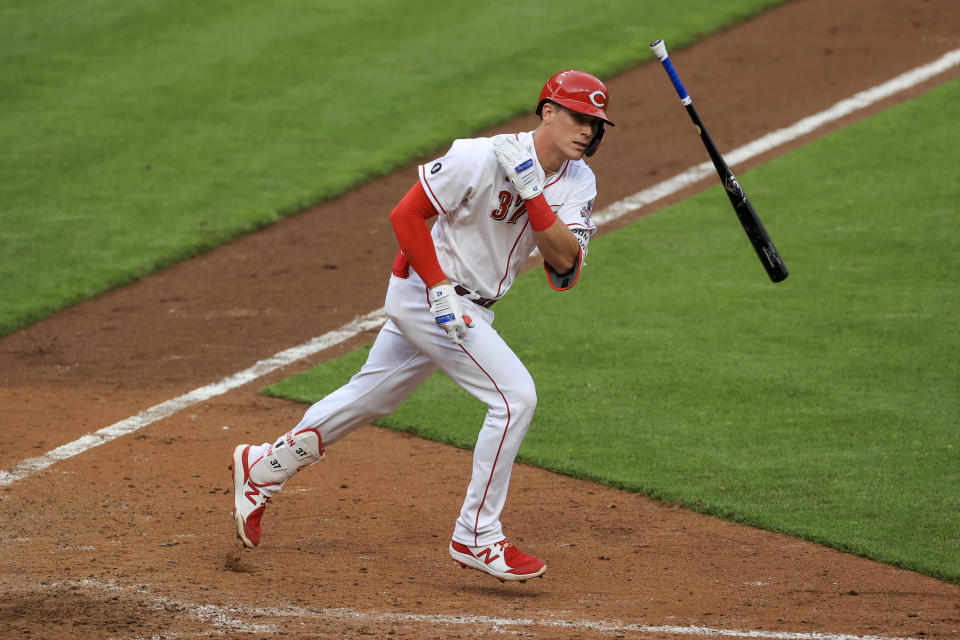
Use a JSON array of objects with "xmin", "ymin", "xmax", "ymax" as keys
[
  {"xmin": 265, "ymin": 78, "xmax": 960, "ymax": 583},
  {"xmin": 0, "ymin": 0, "xmax": 787, "ymax": 336}
]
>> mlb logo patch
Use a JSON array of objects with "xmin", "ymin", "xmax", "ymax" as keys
[{"xmin": 580, "ymin": 200, "xmax": 594, "ymax": 221}]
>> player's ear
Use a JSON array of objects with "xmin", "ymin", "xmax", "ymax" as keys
[{"xmin": 540, "ymin": 101, "xmax": 558, "ymax": 123}]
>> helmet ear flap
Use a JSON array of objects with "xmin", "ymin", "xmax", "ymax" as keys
[{"xmin": 584, "ymin": 122, "xmax": 605, "ymax": 157}]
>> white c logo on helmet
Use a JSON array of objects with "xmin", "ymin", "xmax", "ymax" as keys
[{"xmin": 589, "ymin": 90, "xmax": 607, "ymax": 108}]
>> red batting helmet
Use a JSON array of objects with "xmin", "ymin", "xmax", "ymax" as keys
[{"xmin": 535, "ymin": 70, "xmax": 614, "ymax": 126}]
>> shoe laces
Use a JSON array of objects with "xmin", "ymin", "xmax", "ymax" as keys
[{"xmin": 497, "ymin": 540, "xmax": 521, "ymax": 560}]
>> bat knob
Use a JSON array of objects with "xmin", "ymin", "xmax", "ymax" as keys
[{"xmin": 649, "ymin": 39, "xmax": 669, "ymax": 61}]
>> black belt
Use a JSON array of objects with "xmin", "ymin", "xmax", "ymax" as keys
[{"xmin": 454, "ymin": 285, "xmax": 497, "ymax": 308}]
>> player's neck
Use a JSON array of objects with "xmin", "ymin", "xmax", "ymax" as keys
[{"xmin": 532, "ymin": 128, "xmax": 565, "ymax": 175}]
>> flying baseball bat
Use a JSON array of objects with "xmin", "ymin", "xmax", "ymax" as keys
[{"xmin": 649, "ymin": 39, "xmax": 789, "ymax": 283}]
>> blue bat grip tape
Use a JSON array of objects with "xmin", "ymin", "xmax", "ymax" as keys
[{"xmin": 659, "ymin": 56, "xmax": 689, "ymax": 102}]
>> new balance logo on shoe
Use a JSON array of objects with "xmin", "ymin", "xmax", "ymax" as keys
[
  {"xmin": 475, "ymin": 547, "xmax": 501, "ymax": 564},
  {"xmin": 244, "ymin": 485, "xmax": 262, "ymax": 505}
]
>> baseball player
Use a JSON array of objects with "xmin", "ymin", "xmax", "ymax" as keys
[{"xmin": 232, "ymin": 70, "xmax": 613, "ymax": 582}]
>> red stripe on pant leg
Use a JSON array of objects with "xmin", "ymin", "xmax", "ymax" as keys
[{"xmin": 459, "ymin": 344, "xmax": 511, "ymax": 547}]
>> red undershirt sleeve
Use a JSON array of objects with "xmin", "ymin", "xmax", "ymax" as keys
[{"xmin": 389, "ymin": 182, "xmax": 447, "ymax": 288}]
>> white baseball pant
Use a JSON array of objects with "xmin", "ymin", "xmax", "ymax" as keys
[{"xmin": 259, "ymin": 269, "xmax": 537, "ymax": 546}]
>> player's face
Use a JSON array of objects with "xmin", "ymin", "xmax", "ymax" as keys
[{"xmin": 545, "ymin": 104, "xmax": 601, "ymax": 160}]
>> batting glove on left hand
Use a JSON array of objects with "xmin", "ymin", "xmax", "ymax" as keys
[
  {"xmin": 429, "ymin": 284, "xmax": 474, "ymax": 345},
  {"xmin": 492, "ymin": 134, "xmax": 542, "ymax": 201}
]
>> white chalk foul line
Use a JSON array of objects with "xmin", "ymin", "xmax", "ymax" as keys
[
  {"xmin": 325, "ymin": 608, "xmax": 928, "ymax": 640},
  {"xmin": 30, "ymin": 579, "xmax": 929, "ymax": 640},
  {"xmin": 0, "ymin": 308, "xmax": 388, "ymax": 488},
  {"xmin": 2, "ymin": 47, "xmax": 958, "ymax": 489}
]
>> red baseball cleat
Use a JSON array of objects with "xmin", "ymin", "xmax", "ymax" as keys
[
  {"xmin": 231, "ymin": 444, "xmax": 280, "ymax": 549},
  {"xmin": 449, "ymin": 539, "xmax": 546, "ymax": 582}
]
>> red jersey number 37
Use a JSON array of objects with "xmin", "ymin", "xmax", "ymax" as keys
[{"xmin": 490, "ymin": 190, "xmax": 526, "ymax": 224}]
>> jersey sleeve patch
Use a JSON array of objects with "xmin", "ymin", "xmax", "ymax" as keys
[
  {"xmin": 571, "ymin": 227, "xmax": 592, "ymax": 254},
  {"xmin": 578, "ymin": 199, "xmax": 595, "ymax": 227},
  {"xmin": 419, "ymin": 138, "xmax": 486, "ymax": 216}
]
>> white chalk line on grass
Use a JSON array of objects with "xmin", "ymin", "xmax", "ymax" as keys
[
  {"xmin": 23, "ymin": 579, "xmax": 930, "ymax": 640},
  {"xmin": 1, "ymin": 47, "xmax": 958, "ymax": 490}
]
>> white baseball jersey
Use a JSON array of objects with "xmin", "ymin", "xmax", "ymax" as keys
[{"xmin": 419, "ymin": 131, "xmax": 598, "ymax": 301}]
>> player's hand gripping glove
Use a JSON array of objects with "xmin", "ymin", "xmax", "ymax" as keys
[
  {"xmin": 429, "ymin": 284, "xmax": 474, "ymax": 345},
  {"xmin": 492, "ymin": 135, "xmax": 542, "ymax": 200}
]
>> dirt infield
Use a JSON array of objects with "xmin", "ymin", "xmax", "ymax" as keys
[{"xmin": 2, "ymin": 1, "xmax": 960, "ymax": 638}]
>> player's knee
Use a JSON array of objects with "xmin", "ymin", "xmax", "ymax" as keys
[{"xmin": 508, "ymin": 377, "xmax": 538, "ymax": 420}]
